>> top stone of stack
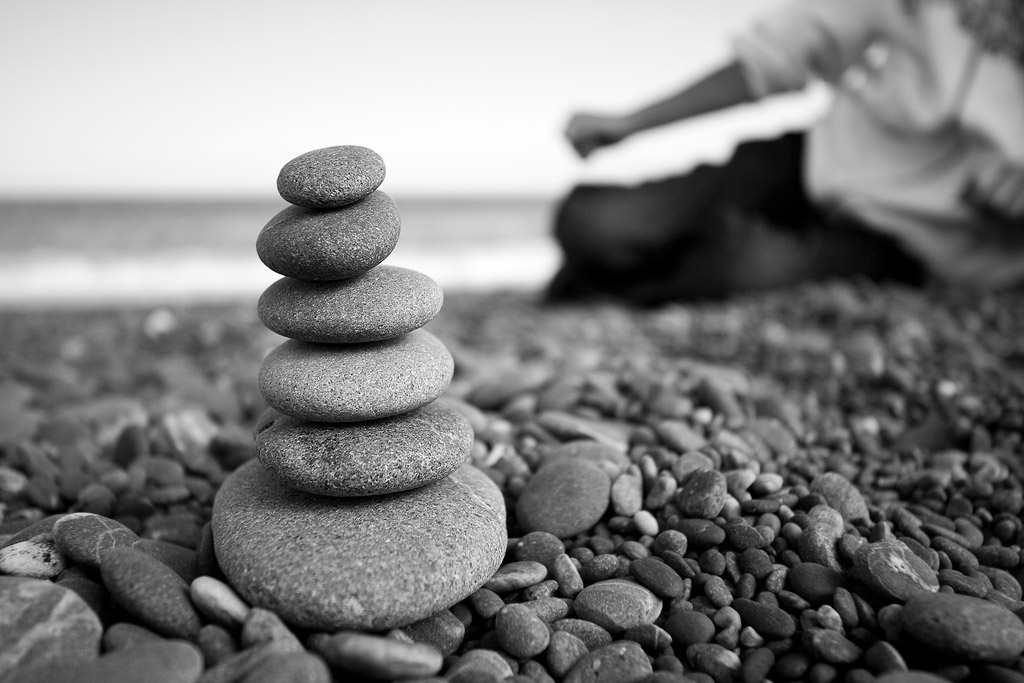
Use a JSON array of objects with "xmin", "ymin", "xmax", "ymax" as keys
[{"xmin": 277, "ymin": 145, "xmax": 386, "ymax": 208}]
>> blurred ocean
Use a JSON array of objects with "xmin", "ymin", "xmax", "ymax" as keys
[{"xmin": 0, "ymin": 198, "xmax": 560, "ymax": 307}]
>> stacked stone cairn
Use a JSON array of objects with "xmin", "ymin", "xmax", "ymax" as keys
[{"xmin": 211, "ymin": 145, "xmax": 507, "ymax": 632}]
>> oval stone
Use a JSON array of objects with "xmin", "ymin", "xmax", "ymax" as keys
[
  {"xmin": 808, "ymin": 472, "xmax": 869, "ymax": 523},
  {"xmin": 853, "ymin": 539, "xmax": 939, "ymax": 602},
  {"xmin": 573, "ymin": 579, "xmax": 663, "ymax": 634},
  {"xmin": 0, "ymin": 577, "xmax": 102, "ymax": 681},
  {"xmin": 516, "ymin": 458, "xmax": 611, "ymax": 539},
  {"xmin": 256, "ymin": 192, "xmax": 400, "ymax": 280},
  {"xmin": 901, "ymin": 592, "xmax": 1024, "ymax": 662},
  {"xmin": 255, "ymin": 402, "xmax": 472, "ymax": 496},
  {"xmin": 258, "ymin": 267, "xmax": 443, "ymax": 344},
  {"xmin": 277, "ymin": 145, "xmax": 386, "ymax": 208},
  {"xmin": 564, "ymin": 641, "xmax": 652, "ymax": 683},
  {"xmin": 258, "ymin": 329, "xmax": 453, "ymax": 422},
  {"xmin": 212, "ymin": 460, "xmax": 507, "ymax": 631}
]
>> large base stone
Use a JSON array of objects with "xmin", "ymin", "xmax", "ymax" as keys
[{"xmin": 211, "ymin": 460, "xmax": 507, "ymax": 632}]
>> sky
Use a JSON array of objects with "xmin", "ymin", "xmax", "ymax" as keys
[{"xmin": 0, "ymin": 0, "xmax": 824, "ymax": 200}]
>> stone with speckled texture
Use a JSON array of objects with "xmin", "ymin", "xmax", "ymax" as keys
[
  {"xmin": 254, "ymin": 401, "xmax": 473, "ymax": 496},
  {"xmin": 258, "ymin": 329, "xmax": 453, "ymax": 423},
  {"xmin": 258, "ymin": 266, "xmax": 443, "ymax": 344},
  {"xmin": 0, "ymin": 577, "xmax": 102, "ymax": 682},
  {"xmin": 256, "ymin": 191, "xmax": 400, "ymax": 281},
  {"xmin": 211, "ymin": 460, "xmax": 507, "ymax": 631},
  {"xmin": 277, "ymin": 145, "xmax": 385, "ymax": 209}
]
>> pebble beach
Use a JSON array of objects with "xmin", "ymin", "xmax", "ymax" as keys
[{"xmin": 3, "ymin": 276, "xmax": 1024, "ymax": 682}]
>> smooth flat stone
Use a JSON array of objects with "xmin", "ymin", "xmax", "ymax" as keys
[
  {"xmin": 258, "ymin": 329, "xmax": 453, "ymax": 422},
  {"xmin": 901, "ymin": 592, "xmax": 1024, "ymax": 662},
  {"xmin": 258, "ymin": 266, "xmax": 443, "ymax": 344},
  {"xmin": 254, "ymin": 402, "xmax": 473, "ymax": 496},
  {"xmin": 212, "ymin": 460, "xmax": 507, "ymax": 631},
  {"xmin": 256, "ymin": 192, "xmax": 400, "ymax": 281},
  {"xmin": 277, "ymin": 145, "xmax": 385, "ymax": 209}
]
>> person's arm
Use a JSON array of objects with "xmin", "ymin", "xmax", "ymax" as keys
[{"xmin": 565, "ymin": 61, "xmax": 754, "ymax": 158}]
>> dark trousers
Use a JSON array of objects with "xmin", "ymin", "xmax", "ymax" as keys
[{"xmin": 547, "ymin": 133, "xmax": 926, "ymax": 305}]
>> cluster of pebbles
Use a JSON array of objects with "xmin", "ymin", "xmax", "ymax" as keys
[{"xmin": 2, "ymin": 165, "xmax": 1024, "ymax": 682}]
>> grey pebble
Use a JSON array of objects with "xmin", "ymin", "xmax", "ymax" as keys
[
  {"xmin": 256, "ymin": 192, "xmax": 400, "ymax": 280},
  {"xmin": 257, "ymin": 266, "xmax": 443, "ymax": 344},
  {"xmin": 258, "ymin": 330, "xmax": 453, "ymax": 422},
  {"xmin": 277, "ymin": 145, "xmax": 385, "ymax": 208}
]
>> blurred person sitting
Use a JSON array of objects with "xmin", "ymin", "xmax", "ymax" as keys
[{"xmin": 548, "ymin": 0, "xmax": 1024, "ymax": 305}]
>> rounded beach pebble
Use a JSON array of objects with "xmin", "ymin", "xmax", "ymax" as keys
[
  {"xmin": 256, "ymin": 192, "xmax": 400, "ymax": 280},
  {"xmin": 254, "ymin": 402, "xmax": 473, "ymax": 496},
  {"xmin": 258, "ymin": 329, "xmax": 453, "ymax": 422},
  {"xmin": 277, "ymin": 145, "xmax": 385, "ymax": 208},
  {"xmin": 212, "ymin": 460, "xmax": 507, "ymax": 631},
  {"xmin": 258, "ymin": 266, "xmax": 443, "ymax": 344},
  {"xmin": 0, "ymin": 577, "xmax": 102, "ymax": 681},
  {"xmin": 573, "ymin": 579, "xmax": 663, "ymax": 634},
  {"xmin": 900, "ymin": 592, "xmax": 1024, "ymax": 662},
  {"xmin": 515, "ymin": 457, "xmax": 611, "ymax": 539}
]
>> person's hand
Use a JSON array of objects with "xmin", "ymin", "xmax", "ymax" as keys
[
  {"xmin": 564, "ymin": 113, "xmax": 633, "ymax": 158},
  {"xmin": 963, "ymin": 161, "xmax": 1024, "ymax": 222}
]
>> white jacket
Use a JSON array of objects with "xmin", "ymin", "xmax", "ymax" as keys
[{"xmin": 735, "ymin": 0, "xmax": 1024, "ymax": 286}]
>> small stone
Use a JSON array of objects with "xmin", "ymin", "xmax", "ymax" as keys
[
  {"xmin": 864, "ymin": 640, "xmax": 908, "ymax": 674},
  {"xmin": 256, "ymin": 192, "xmax": 400, "ymax": 280},
  {"xmin": 676, "ymin": 470, "xmax": 728, "ymax": 519},
  {"xmin": 99, "ymin": 546, "xmax": 203, "ymax": 639},
  {"xmin": 241, "ymin": 607, "xmax": 303, "ymax": 652},
  {"xmin": 258, "ymin": 266, "xmax": 443, "ymax": 344},
  {"xmin": 0, "ymin": 577, "xmax": 101, "ymax": 681},
  {"xmin": 35, "ymin": 640, "xmax": 203, "ymax": 683},
  {"xmin": 804, "ymin": 629, "xmax": 863, "ymax": 664},
  {"xmin": 195, "ymin": 624, "xmax": 237, "ymax": 667},
  {"xmin": 664, "ymin": 609, "xmax": 715, "ymax": 648},
  {"xmin": 687, "ymin": 643, "xmax": 741, "ymax": 683},
  {"xmin": 516, "ymin": 458, "xmax": 611, "ymax": 539},
  {"xmin": 486, "ymin": 560, "xmax": 548, "ymax": 593},
  {"xmin": 240, "ymin": 651, "xmax": 332, "ymax": 683},
  {"xmin": 623, "ymin": 623, "xmax": 673, "ymax": 654},
  {"xmin": 674, "ymin": 518, "xmax": 726, "ymax": 548},
  {"xmin": 513, "ymin": 531, "xmax": 566, "ymax": 568},
  {"xmin": 443, "ymin": 648, "xmax": 514, "ymax": 681},
  {"xmin": 397, "ymin": 609, "xmax": 465, "ymax": 656},
  {"xmin": 277, "ymin": 145, "xmax": 385, "ymax": 208},
  {"xmin": 102, "ymin": 622, "xmax": 162, "ymax": 651},
  {"xmin": 552, "ymin": 618, "xmax": 614, "ymax": 651},
  {"xmin": 611, "ymin": 467, "xmax": 644, "ymax": 517},
  {"xmin": 853, "ymin": 539, "xmax": 939, "ymax": 602},
  {"xmin": 258, "ymin": 330, "xmax": 453, "ymax": 422},
  {"xmin": 310, "ymin": 630, "xmax": 443, "ymax": 678},
  {"xmin": 787, "ymin": 562, "xmax": 845, "ymax": 606},
  {"xmin": 630, "ymin": 556, "xmax": 685, "ymax": 598},
  {"xmin": 496, "ymin": 603, "xmax": 551, "ymax": 658},
  {"xmin": 213, "ymin": 461, "xmax": 506, "ymax": 631},
  {"xmin": 732, "ymin": 598, "xmax": 797, "ymax": 640},
  {"xmin": 901, "ymin": 591, "xmax": 1024, "ymax": 662},
  {"xmin": 190, "ymin": 575, "xmax": 250, "ymax": 627},
  {"xmin": 552, "ymin": 553, "xmax": 585, "ymax": 598},
  {"xmin": 547, "ymin": 630, "xmax": 589, "ymax": 679},
  {"xmin": 52, "ymin": 513, "xmax": 141, "ymax": 568},
  {"xmin": 808, "ymin": 472, "xmax": 869, "ymax": 523},
  {"xmin": 798, "ymin": 523, "xmax": 843, "ymax": 572},
  {"xmin": 0, "ymin": 538, "xmax": 66, "ymax": 578},
  {"xmin": 564, "ymin": 641, "xmax": 652, "ymax": 683},
  {"xmin": 523, "ymin": 596, "xmax": 571, "ymax": 622},
  {"xmin": 573, "ymin": 579, "xmax": 662, "ymax": 634},
  {"xmin": 255, "ymin": 401, "xmax": 472, "ymax": 496}
]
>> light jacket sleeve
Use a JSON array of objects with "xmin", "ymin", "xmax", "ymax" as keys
[{"xmin": 733, "ymin": 0, "xmax": 886, "ymax": 98}]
